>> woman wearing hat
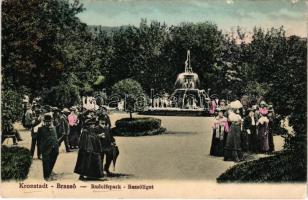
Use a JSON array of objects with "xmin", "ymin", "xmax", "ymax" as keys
[
  {"xmin": 258, "ymin": 101, "xmax": 268, "ymax": 116},
  {"xmin": 257, "ymin": 109, "xmax": 270, "ymax": 153},
  {"xmin": 74, "ymin": 116, "xmax": 104, "ymax": 180},
  {"xmin": 68, "ymin": 107, "xmax": 79, "ymax": 149},
  {"xmin": 210, "ymin": 108, "xmax": 229, "ymax": 157},
  {"xmin": 224, "ymin": 108, "xmax": 243, "ymax": 162}
]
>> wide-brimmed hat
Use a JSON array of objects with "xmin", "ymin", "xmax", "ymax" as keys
[
  {"xmin": 220, "ymin": 99, "xmax": 226, "ymax": 102},
  {"xmin": 52, "ymin": 107, "xmax": 61, "ymax": 112},
  {"xmin": 260, "ymin": 101, "xmax": 267, "ymax": 106},
  {"xmin": 43, "ymin": 114, "xmax": 53, "ymax": 122},
  {"xmin": 247, "ymin": 107, "xmax": 254, "ymax": 111},
  {"xmin": 62, "ymin": 108, "xmax": 70, "ymax": 114},
  {"xmin": 70, "ymin": 106, "xmax": 77, "ymax": 111}
]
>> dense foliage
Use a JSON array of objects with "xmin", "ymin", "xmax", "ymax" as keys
[
  {"xmin": 112, "ymin": 117, "xmax": 166, "ymax": 136},
  {"xmin": 217, "ymin": 151, "xmax": 306, "ymax": 183},
  {"xmin": 1, "ymin": 146, "xmax": 32, "ymax": 180}
]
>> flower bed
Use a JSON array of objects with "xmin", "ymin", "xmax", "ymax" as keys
[{"xmin": 112, "ymin": 117, "xmax": 166, "ymax": 136}]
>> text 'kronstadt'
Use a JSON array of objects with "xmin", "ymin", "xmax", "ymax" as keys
[{"xmin": 19, "ymin": 183, "xmax": 48, "ymax": 189}]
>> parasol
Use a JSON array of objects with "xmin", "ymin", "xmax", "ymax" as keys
[{"xmin": 112, "ymin": 145, "xmax": 120, "ymax": 171}]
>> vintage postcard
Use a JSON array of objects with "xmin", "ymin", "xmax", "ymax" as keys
[{"xmin": 1, "ymin": 0, "xmax": 307, "ymax": 199}]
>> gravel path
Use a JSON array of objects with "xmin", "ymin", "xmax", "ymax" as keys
[{"xmin": 6, "ymin": 113, "xmax": 284, "ymax": 181}]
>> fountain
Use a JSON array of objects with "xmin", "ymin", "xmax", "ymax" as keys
[{"xmin": 142, "ymin": 50, "xmax": 211, "ymax": 116}]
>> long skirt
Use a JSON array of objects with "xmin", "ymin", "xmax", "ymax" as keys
[
  {"xmin": 248, "ymin": 126, "xmax": 258, "ymax": 153},
  {"xmin": 258, "ymin": 125, "xmax": 269, "ymax": 153},
  {"xmin": 210, "ymin": 130, "xmax": 227, "ymax": 157},
  {"xmin": 224, "ymin": 124, "xmax": 243, "ymax": 162},
  {"xmin": 241, "ymin": 130, "xmax": 249, "ymax": 152},
  {"xmin": 74, "ymin": 151, "xmax": 104, "ymax": 178},
  {"xmin": 74, "ymin": 131, "xmax": 104, "ymax": 178},
  {"xmin": 69, "ymin": 126, "xmax": 79, "ymax": 147},
  {"xmin": 268, "ymin": 127, "xmax": 275, "ymax": 152}
]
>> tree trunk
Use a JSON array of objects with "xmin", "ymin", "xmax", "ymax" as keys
[{"xmin": 130, "ymin": 111, "xmax": 132, "ymax": 119}]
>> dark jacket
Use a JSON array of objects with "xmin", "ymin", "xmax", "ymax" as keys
[
  {"xmin": 37, "ymin": 126, "xmax": 59, "ymax": 155},
  {"xmin": 98, "ymin": 113, "xmax": 111, "ymax": 129},
  {"xmin": 98, "ymin": 125, "xmax": 115, "ymax": 152},
  {"xmin": 56, "ymin": 115, "xmax": 70, "ymax": 137}
]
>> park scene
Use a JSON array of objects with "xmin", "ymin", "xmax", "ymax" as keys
[{"xmin": 1, "ymin": 0, "xmax": 307, "ymax": 184}]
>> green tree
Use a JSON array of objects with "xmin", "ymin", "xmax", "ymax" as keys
[
  {"xmin": 111, "ymin": 79, "xmax": 146, "ymax": 119},
  {"xmin": 2, "ymin": 0, "xmax": 85, "ymax": 94}
]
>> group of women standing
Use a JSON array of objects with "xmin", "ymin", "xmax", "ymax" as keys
[{"xmin": 210, "ymin": 100, "xmax": 275, "ymax": 162}]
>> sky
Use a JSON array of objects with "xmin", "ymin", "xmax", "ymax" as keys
[{"xmin": 77, "ymin": 0, "xmax": 308, "ymax": 37}]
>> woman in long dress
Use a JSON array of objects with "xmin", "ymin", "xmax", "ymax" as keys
[
  {"xmin": 210, "ymin": 109, "xmax": 229, "ymax": 156},
  {"xmin": 267, "ymin": 107, "xmax": 275, "ymax": 152},
  {"xmin": 257, "ymin": 111, "xmax": 270, "ymax": 153},
  {"xmin": 224, "ymin": 109, "xmax": 243, "ymax": 162},
  {"xmin": 74, "ymin": 117, "xmax": 104, "ymax": 180},
  {"xmin": 243, "ymin": 108, "xmax": 258, "ymax": 153}
]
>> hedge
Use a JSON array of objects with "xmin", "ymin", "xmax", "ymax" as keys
[
  {"xmin": 1, "ymin": 145, "xmax": 32, "ymax": 180},
  {"xmin": 217, "ymin": 151, "xmax": 306, "ymax": 183},
  {"xmin": 115, "ymin": 117, "xmax": 162, "ymax": 131},
  {"xmin": 113, "ymin": 117, "xmax": 166, "ymax": 136}
]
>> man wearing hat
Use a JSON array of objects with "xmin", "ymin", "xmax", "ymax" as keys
[
  {"xmin": 98, "ymin": 119, "xmax": 116, "ymax": 176},
  {"xmin": 37, "ymin": 114, "xmax": 59, "ymax": 180},
  {"xmin": 57, "ymin": 108, "xmax": 71, "ymax": 152},
  {"xmin": 30, "ymin": 108, "xmax": 43, "ymax": 159}
]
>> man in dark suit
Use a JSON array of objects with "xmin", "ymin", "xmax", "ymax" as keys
[
  {"xmin": 57, "ymin": 108, "xmax": 71, "ymax": 152},
  {"xmin": 98, "ymin": 119, "xmax": 116, "ymax": 176},
  {"xmin": 30, "ymin": 108, "xmax": 43, "ymax": 159},
  {"xmin": 37, "ymin": 114, "xmax": 59, "ymax": 181}
]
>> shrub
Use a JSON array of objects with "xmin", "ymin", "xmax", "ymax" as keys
[
  {"xmin": 111, "ymin": 79, "xmax": 147, "ymax": 119},
  {"xmin": 217, "ymin": 151, "xmax": 306, "ymax": 183},
  {"xmin": 113, "ymin": 117, "xmax": 166, "ymax": 136},
  {"xmin": 1, "ymin": 145, "xmax": 32, "ymax": 181}
]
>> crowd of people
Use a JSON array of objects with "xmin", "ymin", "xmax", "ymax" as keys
[
  {"xmin": 210, "ymin": 99, "xmax": 275, "ymax": 162},
  {"xmin": 1, "ymin": 94, "xmax": 278, "ymax": 180},
  {"xmin": 21, "ymin": 98, "xmax": 118, "ymax": 181}
]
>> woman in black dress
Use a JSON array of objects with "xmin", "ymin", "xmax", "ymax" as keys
[
  {"xmin": 243, "ymin": 108, "xmax": 258, "ymax": 153},
  {"xmin": 224, "ymin": 109, "xmax": 243, "ymax": 162},
  {"xmin": 210, "ymin": 109, "xmax": 229, "ymax": 157},
  {"xmin": 74, "ymin": 116, "xmax": 104, "ymax": 180}
]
